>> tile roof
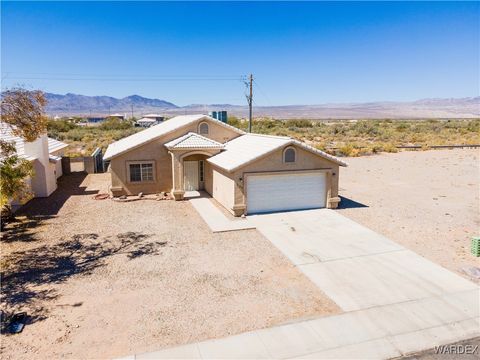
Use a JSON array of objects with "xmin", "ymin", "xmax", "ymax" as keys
[
  {"xmin": 207, "ymin": 133, "xmax": 347, "ymax": 172},
  {"xmin": 104, "ymin": 114, "xmax": 244, "ymax": 160},
  {"xmin": 0, "ymin": 122, "xmax": 68, "ymax": 160},
  {"xmin": 164, "ymin": 132, "xmax": 224, "ymax": 150}
]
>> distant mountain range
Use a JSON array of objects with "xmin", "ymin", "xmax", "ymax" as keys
[
  {"xmin": 45, "ymin": 93, "xmax": 177, "ymax": 113},
  {"xmin": 44, "ymin": 92, "xmax": 480, "ymax": 119}
]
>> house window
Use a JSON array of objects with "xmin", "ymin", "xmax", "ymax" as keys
[
  {"xmin": 199, "ymin": 160, "xmax": 204, "ymax": 182},
  {"xmin": 284, "ymin": 147, "xmax": 296, "ymax": 163},
  {"xmin": 129, "ymin": 162, "xmax": 154, "ymax": 182},
  {"xmin": 199, "ymin": 122, "xmax": 209, "ymax": 135}
]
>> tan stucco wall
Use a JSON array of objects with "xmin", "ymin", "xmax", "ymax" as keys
[
  {"xmin": 109, "ymin": 119, "xmax": 240, "ymax": 196},
  {"xmin": 207, "ymin": 144, "xmax": 341, "ymax": 216},
  {"xmin": 212, "ymin": 168, "xmax": 235, "ymax": 210}
]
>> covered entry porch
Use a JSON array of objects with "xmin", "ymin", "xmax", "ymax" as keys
[{"xmin": 165, "ymin": 132, "xmax": 224, "ymax": 200}]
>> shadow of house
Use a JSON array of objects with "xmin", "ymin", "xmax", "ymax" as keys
[
  {"xmin": 1, "ymin": 232, "xmax": 168, "ymax": 327},
  {"xmin": 337, "ymin": 196, "xmax": 369, "ymax": 209},
  {"xmin": 1, "ymin": 173, "xmax": 99, "ymax": 244},
  {"xmin": 20, "ymin": 172, "xmax": 99, "ymax": 217}
]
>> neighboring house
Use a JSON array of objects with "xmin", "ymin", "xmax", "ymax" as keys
[
  {"xmin": 143, "ymin": 114, "xmax": 165, "ymax": 122},
  {"xmin": 104, "ymin": 115, "xmax": 347, "ymax": 216},
  {"xmin": 136, "ymin": 117, "xmax": 162, "ymax": 128},
  {"xmin": 0, "ymin": 123, "xmax": 69, "ymax": 200},
  {"xmin": 87, "ymin": 116, "xmax": 106, "ymax": 123},
  {"xmin": 136, "ymin": 114, "xmax": 164, "ymax": 127},
  {"xmin": 110, "ymin": 113, "xmax": 126, "ymax": 120}
]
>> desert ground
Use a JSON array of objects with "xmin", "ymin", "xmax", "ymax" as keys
[
  {"xmin": 1, "ymin": 173, "xmax": 338, "ymax": 360},
  {"xmin": 338, "ymin": 148, "xmax": 480, "ymax": 282}
]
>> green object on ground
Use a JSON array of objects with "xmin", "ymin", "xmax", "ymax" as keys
[{"xmin": 471, "ymin": 237, "xmax": 480, "ymax": 257}]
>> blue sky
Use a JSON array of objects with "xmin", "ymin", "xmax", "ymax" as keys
[{"xmin": 1, "ymin": 1, "xmax": 479, "ymax": 106}]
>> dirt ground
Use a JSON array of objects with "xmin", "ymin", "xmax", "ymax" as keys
[
  {"xmin": 338, "ymin": 149, "xmax": 480, "ymax": 282},
  {"xmin": 1, "ymin": 173, "xmax": 339, "ymax": 360}
]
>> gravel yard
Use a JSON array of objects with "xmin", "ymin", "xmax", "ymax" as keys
[
  {"xmin": 1, "ymin": 173, "xmax": 339, "ymax": 360},
  {"xmin": 338, "ymin": 149, "xmax": 480, "ymax": 282}
]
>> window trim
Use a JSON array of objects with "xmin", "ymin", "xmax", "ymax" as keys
[
  {"xmin": 198, "ymin": 121, "xmax": 209, "ymax": 135},
  {"xmin": 126, "ymin": 160, "xmax": 156, "ymax": 183},
  {"xmin": 283, "ymin": 146, "xmax": 297, "ymax": 163}
]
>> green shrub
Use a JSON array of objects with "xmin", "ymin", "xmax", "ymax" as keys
[
  {"xmin": 284, "ymin": 119, "xmax": 313, "ymax": 128},
  {"xmin": 100, "ymin": 118, "xmax": 133, "ymax": 130},
  {"xmin": 47, "ymin": 119, "xmax": 76, "ymax": 133}
]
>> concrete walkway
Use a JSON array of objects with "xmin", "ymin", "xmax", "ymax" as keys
[
  {"xmin": 188, "ymin": 194, "xmax": 255, "ymax": 233},
  {"xmin": 120, "ymin": 209, "xmax": 479, "ymax": 359}
]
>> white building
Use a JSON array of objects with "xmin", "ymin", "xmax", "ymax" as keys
[
  {"xmin": 136, "ymin": 114, "xmax": 164, "ymax": 128},
  {"xmin": 1, "ymin": 123, "xmax": 69, "ymax": 200}
]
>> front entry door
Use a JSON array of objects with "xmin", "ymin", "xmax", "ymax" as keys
[{"xmin": 184, "ymin": 161, "xmax": 199, "ymax": 191}]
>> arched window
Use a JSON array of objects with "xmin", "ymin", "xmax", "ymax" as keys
[
  {"xmin": 199, "ymin": 122, "xmax": 209, "ymax": 135},
  {"xmin": 284, "ymin": 147, "xmax": 296, "ymax": 163}
]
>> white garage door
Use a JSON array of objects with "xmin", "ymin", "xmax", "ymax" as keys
[{"xmin": 246, "ymin": 172, "xmax": 326, "ymax": 214}]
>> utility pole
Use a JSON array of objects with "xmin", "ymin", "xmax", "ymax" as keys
[
  {"xmin": 131, "ymin": 104, "xmax": 134, "ymax": 119},
  {"xmin": 247, "ymin": 74, "xmax": 253, "ymax": 133}
]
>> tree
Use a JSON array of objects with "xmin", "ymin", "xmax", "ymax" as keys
[
  {"xmin": 1, "ymin": 88, "xmax": 48, "ymax": 141},
  {"xmin": 0, "ymin": 142, "xmax": 33, "ymax": 217},
  {"xmin": 1, "ymin": 87, "xmax": 48, "ymax": 220}
]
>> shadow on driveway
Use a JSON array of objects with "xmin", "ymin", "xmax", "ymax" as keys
[{"xmin": 338, "ymin": 196, "xmax": 369, "ymax": 209}]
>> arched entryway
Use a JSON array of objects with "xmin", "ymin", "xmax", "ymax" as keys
[{"xmin": 182, "ymin": 153, "xmax": 209, "ymax": 191}]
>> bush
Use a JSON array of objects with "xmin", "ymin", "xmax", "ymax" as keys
[
  {"xmin": 382, "ymin": 143, "xmax": 398, "ymax": 153},
  {"xmin": 100, "ymin": 118, "xmax": 133, "ymax": 130},
  {"xmin": 337, "ymin": 144, "xmax": 357, "ymax": 157},
  {"xmin": 284, "ymin": 119, "xmax": 313, "ymax": 128},
  {"xmin": 47, "ymin": 120, "xmax": 76, "ymax": 133}
]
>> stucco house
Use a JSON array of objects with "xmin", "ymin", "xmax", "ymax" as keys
[
  {"xmin": 104, "ymin": 115, "xmax": 347, "ymax": 216},
  {"xmin": 1, "ymin": 123, "xmax": 68, "ymax": 201}
]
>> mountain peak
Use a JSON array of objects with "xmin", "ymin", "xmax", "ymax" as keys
[{"xmin": 45, "ymin": 92, "xmax": 178, "ymax": 114}]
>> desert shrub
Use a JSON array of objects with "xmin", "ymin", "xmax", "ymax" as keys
[
  {"xmin": 331, "ymin": 124, "xmax": 347, "ymax": 135},
  {"xmin": 284, "ymin": 119, "xmax": 313, "ymax": 128},
  {"xmin": 314, "ymin": 143, "xmax": 327, "ymax": 151},
  {"xmin": 65, "ymin": 128, "xmax": 86, "ymax": 141},
  {"xmin": 395, "ymin": 123, "xmax": 409, "ymax": 132},
  {"xmin": 351, "ymin": 121, "xmax": 378, "ymax": 136},
  {"xmin": 227, "ymin": 116, "xmax": 247, "ymax": 130},
  {"xmin": 100, "ymin": 118, "xmax": 133, "ymax": 130},
  {"xmin": 47, "ymin": 119, "xmax": 76, "ymax": 133},
  {"xmin": 382, "ymin": 143, "xmax": 398, "ymax": 153},
  {"xmin": 337, "ymin": 144, "xmax": 357, "ymax": 157}
]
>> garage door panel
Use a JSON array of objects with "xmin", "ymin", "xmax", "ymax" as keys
[{"xmin": 247, "ymin": 172, "xmax": 326, "ymax": 214}]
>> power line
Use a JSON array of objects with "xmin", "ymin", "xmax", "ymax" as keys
[
  {"xmin": 2, "ymin": 72, "xmax": 247, "ymax": 82},
  {"xmin": 3, "ymin": 76, "xmax": 246, "ymax": 82},
  {"xmin": 253, "ymin": 78, "xmax": 272, "ymax": 107},
  {"xmin": 4, "ymin": 72, "xmax": 246, "ymax": 77}
]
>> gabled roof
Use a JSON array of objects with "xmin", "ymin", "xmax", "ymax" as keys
[
  {"xmin": 164, "ymin": 132, "xmax": 224, "ymax": 150},
  {"xmin": 0, "ymin": 122, "xmax": 68, "ymax": 160},
  {"xmin": 104, "ymin": 114, "xmax": 244, "ymax": 160},
  {"xmin": 207, "ymin": 133, "xmax": 347, "ymax": 172}
]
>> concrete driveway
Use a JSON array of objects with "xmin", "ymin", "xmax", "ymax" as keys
[
  {"xmin": 249, "ymin": 209, "xmax": 477, "ymax": 311},
  {"xmin": 125, "ymin": 209, "xmax": 479, "ymax": 359}
]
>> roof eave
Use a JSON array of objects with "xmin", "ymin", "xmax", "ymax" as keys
[
  {"xmin": 208, "ymin": 138, "xmax": 348, "ymax": 172},
  {"xmin": 49, "ymin": 142, "xmax": 69, "ymax": 154},
  {"xmin": 104, "ymin": 115, "xmax": 241, "ymax": 160}
]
